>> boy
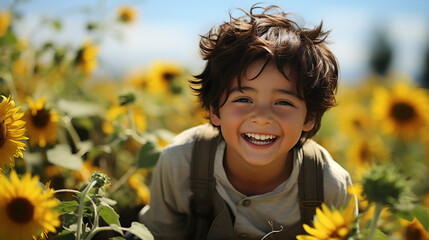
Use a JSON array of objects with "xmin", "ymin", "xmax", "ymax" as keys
[{"xmin": 138, "ymin": 5, "xmax": 355, "ymax": 240}]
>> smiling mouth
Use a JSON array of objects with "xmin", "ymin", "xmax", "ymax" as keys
[{"xmin": 242, "ymin": 133, "xmax": 278, "ymax": 146}]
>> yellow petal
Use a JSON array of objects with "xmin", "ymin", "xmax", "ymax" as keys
[
  {"xmin": 303, "ymin": 223, "xmax": 330, "ymax": 239},
  {"xmin": 296, "ymin": 235, "xmax": 319, "ymax": 240},
  {"xmin": 316, "ymin": 207, "xmax": 336, "ymax": 231}
]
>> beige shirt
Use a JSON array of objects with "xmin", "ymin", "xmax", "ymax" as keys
[{"xmin": 139, "ymin": 124, "xmax": 355, "ymax": 240}]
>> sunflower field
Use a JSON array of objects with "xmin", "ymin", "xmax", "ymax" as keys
[{"xmin": 1, "ymin": 1, "xmax": 429, "ymax": 240}]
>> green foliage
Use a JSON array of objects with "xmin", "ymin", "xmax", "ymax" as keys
[
  {"xmin": 413, "ymin": 205, "xmax": 429, "ymax": 232},
  {"xmin": 127, "ymin": 222, "xmax": 154, "ymax": 240},
  {"xmin": 361, "ymin": 163, "xmax": 409, "ymax": 206},
  {"xmin": 54, "ymin": 200, "xmax": 79, "ymax": 215},
  {"xmin": 47, "ymin": 144, "xmax": 83, "ymax": 170},
  {"xmin": 99, "ymin": 204, "xmax": 121, "ymax": 227},
  {"xmin": 137, "ymin": 137, "xmax": 161, "ymax": 168},
  {"xmin": 53, "ymin": 172, "xmax": 153, "ymax": 240}
]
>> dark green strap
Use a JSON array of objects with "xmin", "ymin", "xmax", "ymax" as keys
[
  {"xmin": 299, "ymin": 140, "xmax": 324, "ymax": 225},
  {"xmin": 189, "ymin": 124, "xmax": 221, "ymax": 239}
]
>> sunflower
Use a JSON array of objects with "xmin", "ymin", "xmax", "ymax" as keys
[
  {"xmin": 372, "ymin": 82, "xmax": 429, "ymax": 139},
  {"xmin": 75, "ymin": 40, "xmax": 98, "ymax": 75},
  {"xmin": 0, "ymin": 171, "xmax": 60, "ymax": 240},
  {"xmin": 22, "ymin": 97, "xmax": 60, "ymax": 147},
  {"xmin": 347, "ymin": 137, "xmax": 390, "ymax": 170},
  {"xmin": 117, "ymin": 6, "xmax": 138, "ymax": 23},
  {"xmin": 0, "ymin": 95, "xmax": 27, "ymax": 171},
  {"xmin": 128, "ymin": 169, "xmax": 150, "ymax": 205},
  {"xmin": 146, "ymin": 61, "xmax": 183, "ymax": 95},
  {"xmin": 347, "ymin": 184, "xmax": 375, "ymax": 226},
  {"xmin": 102, "ymin": 103, "xmax": 147, "ymax": 135},
  {"xmin": 0, "ymin": 10, "xmax": 11, "ymax": 37},
  {"xmin": 402, "ymin": 218, "xmax": 429, "ymax": 240},
  {"xmin": 296, "ymin": 199, "xmax": 356, "ymax": 240},
  {"xmin": 338, "ymin": 103, "xmax": 374, "ymax": 137}
]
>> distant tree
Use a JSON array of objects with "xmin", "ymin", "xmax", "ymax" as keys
[
  {"xmin": 369, "ymin": 30, "xmax": 393, "ymax": 76},
  {"xmin": 421, "ymin": 42, "xmax": 429, "ymax": 89}
]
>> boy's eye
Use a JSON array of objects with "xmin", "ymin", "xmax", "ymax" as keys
[
  {"xmin": 233, "ymin": 97, "xmax": 252, "ymax": 103},
  {"xmin": 276, "ymin": 100, "xmax": 294, "ymax": 106}
]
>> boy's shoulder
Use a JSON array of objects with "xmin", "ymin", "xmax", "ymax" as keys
[
  {"xmin": 300, "ymin": 140, "xmax": 351, "ymax": 189},
  {"xmin": 303, "ymin": 140, "xmax": 353, "ymax": 207},
  {"xmin": 160, "ymin": 124, "xmax": 210, "ymax": 165},
  {"xmin": 164, "ymin": 124, "xmax": 207, "ymax": 150},
  {"xmin": 302, "ymin": 139, "xmax": 348, "ymax": 175}
]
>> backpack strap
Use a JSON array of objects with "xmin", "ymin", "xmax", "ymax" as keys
[
  {"xmin": 188, "ymin": 124, "xmax": 221, "ymax": 239},
  {"xmin": 299, "ymin": 140, "xmax": 324, "ymax": 225}
]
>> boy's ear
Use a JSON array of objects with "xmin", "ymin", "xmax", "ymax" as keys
[
  {"xmin": 303, "ymin": 116, "xmax": 315, "ymax": 132},
  {"xmin": 209, "ymin": 106, "xmax": 221, "ymax": 126}
]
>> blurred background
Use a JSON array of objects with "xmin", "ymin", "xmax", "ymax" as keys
[
  {"xmin": 1, "ymin": 0, "xmax": 429, "ymax": 239},
  {"xmin": 3, "ymin": 0, "xmax": 429, "ymax": 82}
]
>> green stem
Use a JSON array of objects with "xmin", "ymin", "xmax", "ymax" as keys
[
  {"xmin": 54, "ymin": 189, "xmax": 100, "ymax": 239},
  {"xmin": 1, "ymin": 72, "xmax": 18, "ymax": 100},
  {"xmin": 84, "ymin": 226, "xmax": 129, "ymax": 240},
  {"xmin": 368, "ymin": 203, "xmax": 383, "ymax": 240},
  {"xmin": 62, "ymin": 115, "xmax": 82, "ymax": 150},
  {"xmin": 54, "ymin": 189, "xmax": 97, "ymax": 212},
  {"xmin": 106, "ymin": 166, "xmax": 137, "ymax": 197},
  {"xmin": 127, "ymin": 105, "xmax": 137, "ymax": 133},
  {"xmin": 76, "ymin": 181, "xmax": 97, "ymax": 240}
]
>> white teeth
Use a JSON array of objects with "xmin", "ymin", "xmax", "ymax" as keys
[
  {"xmin": 244, "ymin": 133, "xmax": 277, "ymax": 145},
  {"xmin": 245, "ymin": 133, "xmax": 275, "ymax": 140}
]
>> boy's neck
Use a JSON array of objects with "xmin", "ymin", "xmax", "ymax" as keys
[{"xmin": 223, "ymin": 150, "xmax": 294, "ymax": 196}]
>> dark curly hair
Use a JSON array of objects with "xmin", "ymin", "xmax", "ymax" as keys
[{"xmin": 190, "ymin": 4, "xmax": 339, "ymax": 140}]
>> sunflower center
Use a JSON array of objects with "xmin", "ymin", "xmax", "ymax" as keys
[
  {"xmin": 0, "ymin": 120, "xmax": 7, "ymax": 148},
  {"xmin": 32, "ymin": 109, "xmax": 51, "ymax": 128},
  {"xmin": 390, "ymin": 102, "xmax": 416, "ymax": 123},
  {"xmin": 352, "ymin": 119, "xmax": 363, "ymax": 129},
  {"xmin": 359, "ymin": 143, "xmax": 370, "ymax": 163},
  {"xmin": 163, "ymin": 72, "xmax": 176, "ymax": 82},
  {"xmin": 6, "ymin": 197, "xmax": 35, "ymax": 224}
]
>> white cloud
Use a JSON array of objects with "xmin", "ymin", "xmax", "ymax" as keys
[
  {"xmin": 99, "ymin": 22, "xmax": 203, "ymax": 76},
  {"xmin": 387, "ymin": 15, "xmax": 429, "ymax": 75}
]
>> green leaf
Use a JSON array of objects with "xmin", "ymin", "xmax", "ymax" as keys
[
  {"xmin": 137, "ymin": 138, "xmax": 161, "ymax": 168},
  {"xmin": 360, "ymin": 229, "xmax": 390, "ymax": 240},
  {"xmin": 47, "ymin": 144, "xmax": 83, "ymax": 170},
  {"xmin": 413, "ymin": 205, "xmax": 429, "ymax": 231},
  {"xmin": 53, "ymin": 200, "xmax": 79, "ymax": 215},
  {"xmin": 99, "ymin": 204, "xmax": 121, "ymax": 226},
  {"xmin": 391, "ymin": 208, "xmax": 414, "ymax": 222},
  {"xmin": 99, "ymin": 196, "xmax": 117, "ymax": 206},
  {"xmin": 0, "ymin": 31, "xmax": 17, "ymax": 45},
  {"xmin": 52, "ymin": 20, "xmax": 62, "ymax": 30},
  {"xmin": 127, "ymin": 222, "xmax": 154, "ymax": 240},
  {"xmin": 57, "ymin": 229, "xmax": 75, "ymax": 240},
  {"xmin": 373, "ymin": 229, "xmax": 390, "ymax": 240},
  {"xmin": 110, "ymin": 237, "xmax": 125, "ymax": 240},
  {"xmin": 57, "ymin": 99, "xmax": 103, "ymax": 118}
]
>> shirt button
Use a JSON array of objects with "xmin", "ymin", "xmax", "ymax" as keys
[
  {"xmin": 242, "ymin": 199, "xmax": 251, "ymax": 207},
  {"xmin": 239, "ymin": 233, "xmax": 248, "ymax": 239}
]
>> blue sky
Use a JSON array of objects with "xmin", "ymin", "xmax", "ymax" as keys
[{"xmin": 2, "ymin": 0, "xmax": 429, "ymax": 82}]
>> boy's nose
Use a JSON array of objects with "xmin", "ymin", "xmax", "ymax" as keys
[{"xmin": 250, "ymin": 105, "xmax": 273, "ymax": 125}]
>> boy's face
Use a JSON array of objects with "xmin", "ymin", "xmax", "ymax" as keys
[{"xmin": 210, "ymin": 59, "xmax": 314, "ymax": 167}]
